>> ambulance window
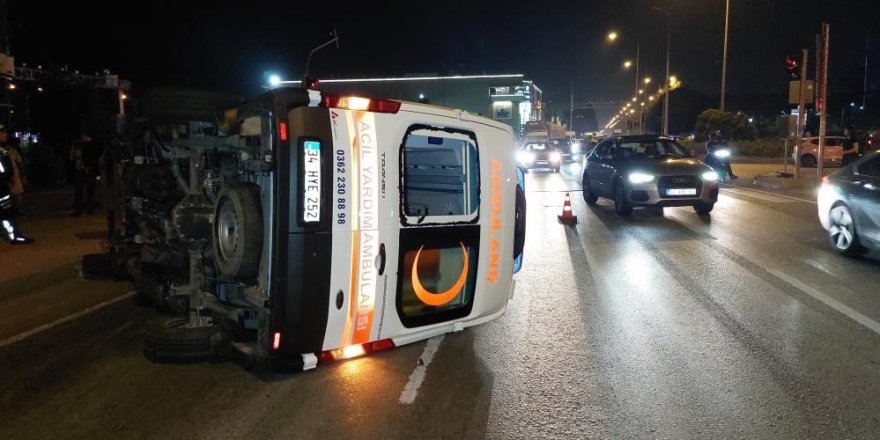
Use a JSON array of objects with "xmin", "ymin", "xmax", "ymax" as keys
[
  {"xmin": 398, "ymin": 242, "xmax": 477, "ymax": 325},
  {"xmin": 402, "ymin": 129, "xmax": 479, "ymax": 224}
]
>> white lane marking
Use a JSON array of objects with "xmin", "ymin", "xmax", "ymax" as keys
[
  {"xmin": 722, "ymin": 187, "xmax": 797, "ymax": 203},
  {"xmin": 769, "ymin": 269, "xmax": 880, "ymax": 336},
  {"xmin": 0, "ymin": 291, "xmax": 136, "ymax": 349},
  {"xmin": 722, "ymin": 186, "xmax": 816, "ymax": 204},
  {"xmin": 399, "ymin": 335, "xmax": 445, "ymax": 404}
]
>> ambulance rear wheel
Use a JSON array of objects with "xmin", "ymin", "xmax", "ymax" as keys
[{"xmin": 213, "ymin": 183, "xmax": 263, "ymax": 281}]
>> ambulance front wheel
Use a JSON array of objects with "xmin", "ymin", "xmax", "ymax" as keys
[{"xmin": 213, "ymin": 183, "xmax": 263, "ymax": 281}]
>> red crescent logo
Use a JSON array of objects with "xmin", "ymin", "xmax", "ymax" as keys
[{"xmin": 412, "ymin": 242, "xmax": 469, "ymax": 307}]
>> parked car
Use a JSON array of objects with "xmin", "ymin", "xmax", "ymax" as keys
[
  {"xmin": 581, "ymin": 135, "xmax": 720, "ymax": 216},
  {"xmin": 794, "ymin": 136, "xmax": 846, "ymax": 167},
  {"xmin": 817, "ymin": 152, "xmax": 880, "ymax": 257},
  {"xmin": 517, "ymin": 142, "xmax": 562, "ymax": 172}
]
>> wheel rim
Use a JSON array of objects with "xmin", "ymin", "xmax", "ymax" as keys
[
  {"xmin": 217, "ymin": 198, "xmax": 239, "ymax": 261},
  {"xmin": 829, "ymin": 205, "xmax": 855, "ymax": 250}
]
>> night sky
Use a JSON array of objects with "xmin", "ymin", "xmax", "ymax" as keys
[{"xmin": 7, "ymin": 0, "xmax": 878, "ymax": 115}]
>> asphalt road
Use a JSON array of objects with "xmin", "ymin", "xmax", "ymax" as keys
[{"xmin": 2, "ymin": 161, "xmax": 879, "ymax": 440}]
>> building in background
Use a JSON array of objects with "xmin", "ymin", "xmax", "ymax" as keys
[{"xmin": 282, "ymin": 74, "xmax": 544, "ymax": 140}]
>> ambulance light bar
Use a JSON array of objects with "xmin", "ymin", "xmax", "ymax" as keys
[{"xmin": 322, "ymin": 95, "xmax": 401, "ymax": 114}]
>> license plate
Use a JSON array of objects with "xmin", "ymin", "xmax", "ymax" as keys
[
  {"xmin": 303, "ymin": 140, "xmax": 321, "ymax": 223},
  {"xmin": 666, "ymin": 188, "xmax": 697, "ymax": 196}
]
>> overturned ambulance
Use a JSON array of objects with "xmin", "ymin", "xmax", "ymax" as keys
[{"xmin": 94, "ymin": 87, "xmax": 526, "ymax": 371}]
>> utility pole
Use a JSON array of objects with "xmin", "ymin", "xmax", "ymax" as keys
[
  {"xmin": 720, "ymin": 0, "xmax": 730, "ymax": 111},
  {"xmin": 653, "ymin": 6, "xmax": 672, "ymax": 135},
  {"xmin": 863, "ymin": 31, "xmax": 870, "ymax": 110},
  {"xmin": 817, "ymin": 23, "xmax": 830, "ymax": 180},
  {"xmin": 635, "ymin": 42, "xmax": 640, "ymax": 134},
  {"xmin": 794, "ymin": 49, "xmax": 809, "ymax": 179},
  {"xmin": 569, "ymin": 81, "xmax": 574, "ymax": 136}
]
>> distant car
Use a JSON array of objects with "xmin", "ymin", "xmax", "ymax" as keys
[
  {"xmin": 517, "ymin": 142, "xmax": 562, "ymax": 172},
  {"xmin": 794, "ymin": 136, "xmax": 846, "ymax": 167},
  {"xmin": 817, "ymin": 152, "xmax": 880, "ymax": 257},
  {"xmin": 867, "ymin": 132, "xmax": 880, "ymax": 153},
  {"xmin": 582, "ymin": 135, "xmax": 720, "ymax": 216}
]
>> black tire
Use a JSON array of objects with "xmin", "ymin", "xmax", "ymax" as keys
[
  {"xmin": 651, "ymin": 206, "xmax": 665, "ymax": 216},
  {"xmin": 553, "ymin": 167, "xmax": 560, "ymax": 173},
  {"xmin": 143, "ymin": 316, "xmax": 230, "ymax": 363},
  {"xmin": 613, "ymin": 183, "xmax": 633, "ymax": 216},
  {"xmin": 800, "ymin": 154, "xmax": 817, "ymax": 167},
  {"xmin": 582, "ymin": 174, "xmax": 598, "ymax": 205},
  {"xmin": 828, "ymin": 204, "xmax": 866, "ymax": 257},
  {"xmin": 213, "ymin": 183, "xmax": 263, "ymax": 281},
  {"xmin": 694, "ymin": 202, "xmax": 715, "ymax": 214}
]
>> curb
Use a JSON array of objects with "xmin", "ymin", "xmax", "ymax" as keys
[{"xmin": 743, "ymin": 174, "xmax": 820, "ymax": 198}]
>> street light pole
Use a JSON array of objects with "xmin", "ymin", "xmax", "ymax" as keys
[
  {"xmin": 609, "ymin": 30, "xmax": 641, "ymax": 134},
  {"xmin": 653, "ymin": 7, "xmax": 672, "ymax": 135},
  {"xmin": 634, "ymin": 42, "xmax": 641, "ymax": 133},
  {"xmin": 720, "ymin": 0, "xmax": 730, "ymax": 111},
  {"xmin": 863, "ymin": 31, "xmax": 870, "ymax": 110}
]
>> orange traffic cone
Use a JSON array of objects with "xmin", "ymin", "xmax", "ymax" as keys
[{"xmin": 558, "ymin": 192, "xmax": 577, "ymax": 225}]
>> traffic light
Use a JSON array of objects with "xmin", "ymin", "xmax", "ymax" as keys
[{"xmin": 785, "ymin": 55, "xmax": 800, "ymax": 79}]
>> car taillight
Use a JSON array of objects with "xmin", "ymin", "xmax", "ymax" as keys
[
  {"xmin": 279, "ymin": 122, "xmax": 288, "ymax": 141},
  {"xmin": 322, "ymin": 94, "xmax": 401, "ymax": 113}
]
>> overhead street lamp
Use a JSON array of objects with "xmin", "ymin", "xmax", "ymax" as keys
[{"xmin": 652, "ymin": 6, "xmax": 672, "ymax": 135}]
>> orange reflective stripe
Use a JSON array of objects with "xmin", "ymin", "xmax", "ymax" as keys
[{"xmin": 340, "ymin": 110, "xmax": 361, "ymax": 348}]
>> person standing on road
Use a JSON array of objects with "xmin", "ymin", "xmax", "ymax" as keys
[
  {"xmin": 0, "ymin": 124, "xmax": 34, "ymax": 244},
  {"xmin": 842, "ymin": 125, "xmax": 861, "ymax": 166},
  {"xmin": 4, "ymin": 136, "xmax": 26, "ymax": 213},
  {"xmin": 70, "ymin": 135, "xmax": 103, "ymax": 216}
]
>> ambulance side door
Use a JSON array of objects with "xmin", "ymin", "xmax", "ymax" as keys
[{"xmin": 395, "ymin": 124, "xmax": 482, "ymax": 329}]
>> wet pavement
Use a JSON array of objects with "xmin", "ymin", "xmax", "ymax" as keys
[{"xmin": 2, "ymin": 161, "xmax": 879, "ymax": 439}]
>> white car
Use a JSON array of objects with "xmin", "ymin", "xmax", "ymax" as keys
[{"xmin": 794, "ymin": 136, "xmax": 846, "ymax": 167}]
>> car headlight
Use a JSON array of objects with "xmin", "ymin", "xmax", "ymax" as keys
[
  {"xmin": 702, "ymin": 171, "xmax": 719, "ymax": 181},
  {"xmin": 712, "ymin": 149, "xmax": 731, "ymax": 158},
  {"xmin": 550, "ymin": 152, "xmax": 562, "ymax": 162},
  {"xmin": 570, "ymin": 143, "xmax": 581, "ymax": 154},
  {"xmin": 517, "ymin": 151, "xmax": 535, "ymax": 164},
  {"xmin": 628, "ymin": 172, "xmax": 655, "ymax": 184}
]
